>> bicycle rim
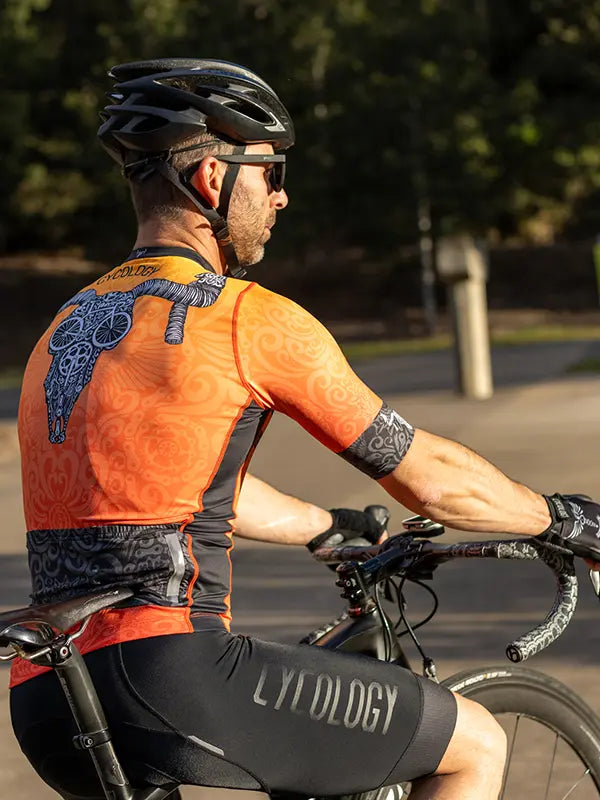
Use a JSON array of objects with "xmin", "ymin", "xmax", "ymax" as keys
[{"xmin": 443, "ymin": 666, "xmax": 600, "ymax": 800}]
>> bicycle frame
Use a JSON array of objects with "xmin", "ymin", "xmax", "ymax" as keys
[{"xmin": 303, "ymin": 605, "xmax": 410, "ymax": 668}]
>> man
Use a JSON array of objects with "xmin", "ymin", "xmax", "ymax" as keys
[{"xmin": 10, "ymin": 59, "xmax": 600, "ymax": 800}]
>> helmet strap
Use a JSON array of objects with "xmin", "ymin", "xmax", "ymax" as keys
[
  {"xmin": 152, "ymin": 151, "xmax": 247, "ymax": 279},
  {"xmin": 213, "ymin": 145, "xmax": 245, "ymax": 277},
  {"xmin": 216, "ymin": 145, "xmax": 243, "ymax": 221}
]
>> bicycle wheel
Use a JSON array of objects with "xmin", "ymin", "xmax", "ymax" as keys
[
  {"xmin": 316, "ymin": 666, "xmax": 600, "ymax": 800},
  {"xmin": 442, "ymin": 665, "xmax": 600, "ymax": 799}
]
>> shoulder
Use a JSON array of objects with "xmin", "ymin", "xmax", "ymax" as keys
[{"xmin": 234, "ymin": 282, "xmax": 333, "ymax": 343}]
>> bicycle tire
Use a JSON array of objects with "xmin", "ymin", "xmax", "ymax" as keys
[{"xmin": 443, "ymin": 665, "xmax": 600, "ymax": 798}]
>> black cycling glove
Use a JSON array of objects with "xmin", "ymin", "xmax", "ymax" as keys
[
  {"xmin": 540, "ymin": 493, "xmax": 600, "ymax": 561},
  {"xmin": 306, "ymin": 505, "xmax": 389, "ymax": 553}
]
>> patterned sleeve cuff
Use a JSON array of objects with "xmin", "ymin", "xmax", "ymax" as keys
[{"xmin": 339, "ymin": 403, "xmax": 414, "ymax": 479}]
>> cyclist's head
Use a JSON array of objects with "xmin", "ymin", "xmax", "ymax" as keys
[{"xmin": 98, "ymin": 58, "xmax": 295, "ymax": 275}]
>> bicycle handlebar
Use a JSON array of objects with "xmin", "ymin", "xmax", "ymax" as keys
[{"xmin": 312, "ymin": 535, "xmax": 578, "ymax": 663}]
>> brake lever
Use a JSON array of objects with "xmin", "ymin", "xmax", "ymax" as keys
[{"xmin": 365, "ymin": 504, "xmax": 391, "ymax": 533}]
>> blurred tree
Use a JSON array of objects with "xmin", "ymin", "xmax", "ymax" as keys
[
  {"xmin": 485, "ymin": 1, "xmax": 600, "ymax": 241},
  {"xmin": 1, "ymin": 0, "xmax": 600, "ymax": 262}
]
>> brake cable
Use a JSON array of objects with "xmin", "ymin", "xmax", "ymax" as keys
[
  {"xmin": 392, "ymin": 574, "xmax": 439, "ymax": 681},
  {"xmin": 373, "ymin": 582, "xmax": 394, "ymax": 661},
  {"xmin": 394, "ymin": 578, "xmax": 439, "ymax": 635}
]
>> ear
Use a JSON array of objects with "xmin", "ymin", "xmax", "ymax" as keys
[{"xmin": 189, "ymin": 157, "xmax": 224, "ymax": 208}]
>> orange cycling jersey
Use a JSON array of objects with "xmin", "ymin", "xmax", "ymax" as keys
[{"xmin": 12, "ymin": 247, "xmax": 414, "ymax": 686}]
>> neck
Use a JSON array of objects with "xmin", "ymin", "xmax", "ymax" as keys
[{"xmin": 133, "ymin": 215, "xmax": 227, "ymax": 275}]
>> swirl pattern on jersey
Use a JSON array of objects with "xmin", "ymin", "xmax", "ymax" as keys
[
  {"xmin": 235, "ymin": 285, "xmax": 385, "ymax": 452},
  {"xmin": 21, "ymin": 272, "xmax": 251, "ymax": 531},
  {"xmin": 339, "ymin": 403, "xmax": 414, "ymax": 479}
]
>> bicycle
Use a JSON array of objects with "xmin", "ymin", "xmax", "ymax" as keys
[
  {"xmin": 2, "ymin": 514, "xmax": 600, "ymax": 800},
  {"xmin": 305, "ymin": 515, "xmax": 600, "ymax": 800}
]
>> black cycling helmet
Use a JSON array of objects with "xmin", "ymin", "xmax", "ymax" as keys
[{"xmin": 98, "ymin": 58, "xmax": 295, "ymax": 276}]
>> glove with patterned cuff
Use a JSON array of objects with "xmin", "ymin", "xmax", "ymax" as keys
[
  {"xmin": 540, "ymin": 493, "xmax": 600, "ymax": 561},
  {"xmin": 306, "ymin": 505, "xmax": 389, "ymax": 555}
]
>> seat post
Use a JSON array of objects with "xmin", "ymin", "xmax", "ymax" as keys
[
  {"xmin": 51, "ymin": 644, "xmax": 136, "ymax": 800},
  {"xmin": 2, "ymin": 587, "xmax": 179, "ymax": 799}
]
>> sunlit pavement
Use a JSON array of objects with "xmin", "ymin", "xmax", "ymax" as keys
[{"xmin": 1, "ymin": 343, "xmax": 600, "ymax": 798}]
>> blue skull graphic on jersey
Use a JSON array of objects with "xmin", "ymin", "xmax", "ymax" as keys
[{"xmin": 44, "ymin": 273, "xmax": 226, "ymax": 443}]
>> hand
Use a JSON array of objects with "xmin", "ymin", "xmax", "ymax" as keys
[
  {"xmin": 541, "ymin": 494, "xmax": 600, "ymax": 562},
  {"xmin": 306, "ymin": 505, "xmax": 389, "ymax": 554}
]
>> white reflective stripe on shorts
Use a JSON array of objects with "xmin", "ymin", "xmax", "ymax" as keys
[{"xmin": 188, "ymin": 735, "xmax": 225, "ymax": 756}]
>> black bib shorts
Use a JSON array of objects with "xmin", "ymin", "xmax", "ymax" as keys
[{"xmin": 11, "ymin": 618, "xmax": 457, "ymax": 799}]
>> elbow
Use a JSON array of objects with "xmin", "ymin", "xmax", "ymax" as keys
[
  {"xmin": 408, "ymin": 481, "xmax": 445, "ymax": 518},
  {"xmin": 380, "ymin": 468, "xmax": 445, "ymax": 519}
]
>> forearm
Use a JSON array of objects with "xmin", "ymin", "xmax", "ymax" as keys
[
  {"xmin": 379, "ymin": 428, "xmax": 551, "ymax": 535},
  {"xmin": 235, "ymin": 473, "xmax": 332, "ymax": 544}
]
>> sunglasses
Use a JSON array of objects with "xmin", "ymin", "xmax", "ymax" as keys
[{"xmin": 215, "ymin": 154, "xmax": 286, "ymax": 193}]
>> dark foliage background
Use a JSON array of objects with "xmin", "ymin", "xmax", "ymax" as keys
[
  {"xmin": 4, "ymin": 1, "xmax": 600, "ymax": 252},
  {"xmin": 2, "ymin": 0, "xmax": 600, "ymax": 332}
]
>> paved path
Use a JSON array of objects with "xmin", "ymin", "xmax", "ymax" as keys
[
  {"xmin": 1, "ymin": 342, "xmax": 600, "ymax": 797},
  {"xmin": 354, "ymin": 338, "xmax": 600, "ymax": 395}
]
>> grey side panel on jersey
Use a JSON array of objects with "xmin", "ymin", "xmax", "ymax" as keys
[{"xmin": 340, "ymin": 403, "xmax": 414, "ymax": 479}]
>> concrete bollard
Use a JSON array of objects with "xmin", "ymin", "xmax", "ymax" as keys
[{"xmin": 437, "ymin": 235, "xmax": 493, "ymax": 400}]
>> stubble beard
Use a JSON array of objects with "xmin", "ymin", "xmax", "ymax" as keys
[{"xmin": 227, "ymin": 182, "xmax": 274, "ymax": 268}]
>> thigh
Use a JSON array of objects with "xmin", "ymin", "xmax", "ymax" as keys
[{"xmin": 116, "ymin": 627, "xmax": 457, "ymax": 796}]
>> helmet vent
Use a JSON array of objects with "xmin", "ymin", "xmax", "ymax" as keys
[{"xmin": 134, "ymin": 116, "xmax": 169, "ymax": 132}]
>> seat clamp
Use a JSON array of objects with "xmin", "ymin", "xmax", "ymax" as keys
[{"xmin": 73, "ymin": 728, "xmax": 112, "ymax": 750}]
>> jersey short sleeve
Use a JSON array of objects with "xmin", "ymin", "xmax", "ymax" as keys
[{"xmin": 233, "ymin": 284, "xmax": 414, "ymax": 479}]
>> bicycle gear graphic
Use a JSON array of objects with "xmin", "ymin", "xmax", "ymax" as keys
[{"xmin": 44, "ymin": 273, "xmax": 226, "ymax": 444}]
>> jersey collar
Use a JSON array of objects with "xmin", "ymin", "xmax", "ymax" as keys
[{"xmin": 126, "ymin": 246, "xmax": 216, "ymax": 274}]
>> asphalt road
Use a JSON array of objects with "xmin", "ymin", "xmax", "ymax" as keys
[{"xmin": 1, "ymin": 342, "xmax": 600, "ymax": 798}]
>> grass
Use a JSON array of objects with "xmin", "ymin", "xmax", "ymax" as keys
[
  {"xmin": 0, "ymin": 369, "xmax": 24, "ymax": 390},
  {"xmin": 341, "ymin": 335, "xmax": 453, "ymax": 360},
  {"xmin": 493, "ymin": 324, "xmax": 600, "ymax": 345},
  {"xmin": 341, "ymin": 324, "xmax": 600, "ymax": 361},
  {"xmin": 566, "ymin": 357, "xmax": 600, "ymax": 374}
]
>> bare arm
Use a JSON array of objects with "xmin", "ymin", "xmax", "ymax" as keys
[
  {"xmin": 234, "ymin": 291, "xmax": 549, "ymax": 539},
  {"xmin": 379, "ymin": 428, "xmax": 551, "ymax": 535},
  {"xmin": 235, "ymin": 473, "xmax": 332, "ymax": 544}
]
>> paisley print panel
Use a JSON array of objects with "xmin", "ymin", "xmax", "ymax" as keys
[{"xmin": 26, "ymin": 524, "xmax": 195, "ymax": 606}]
